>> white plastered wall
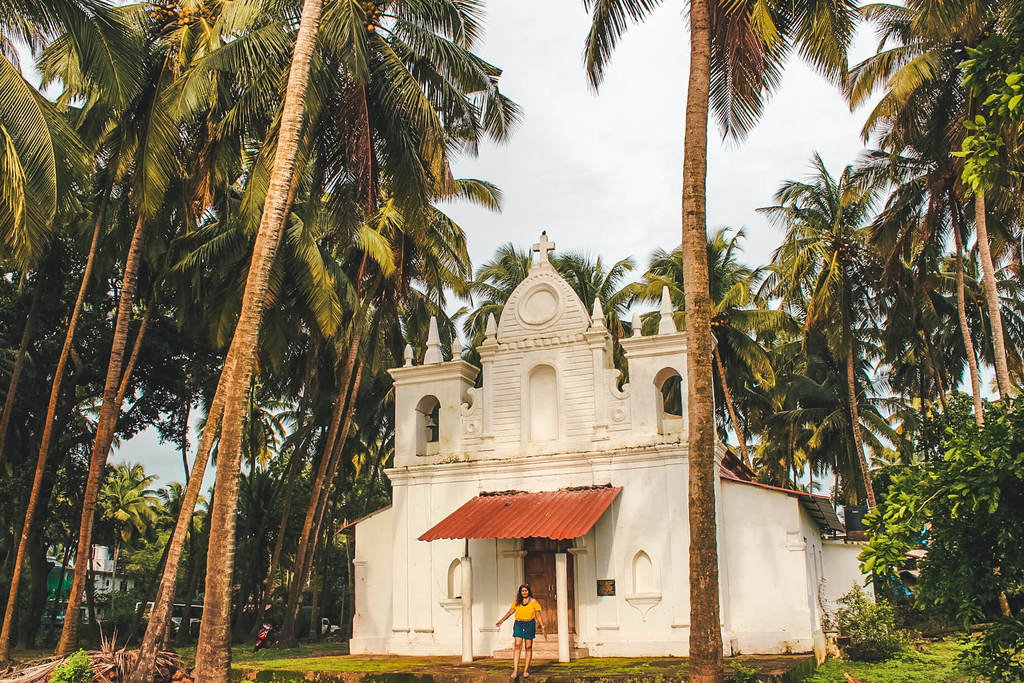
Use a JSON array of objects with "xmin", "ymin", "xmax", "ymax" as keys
[
  {"xmin": 720, "ymin": 481, "xmax": 817, "ymax": 654},
  {"xmin": 350, "ymin": 507, "xmax": 393, "ymax": 654},
  {"xmin": 820, "ymin": 540, "xmax": 872, "ymax": 618}
]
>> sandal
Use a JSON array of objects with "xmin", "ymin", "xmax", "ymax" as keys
[{"xmin": 523, "ymin": 673, "xmax": 531, "ymax": 678}]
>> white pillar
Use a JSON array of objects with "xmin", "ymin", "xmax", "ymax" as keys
[
  {"xmin": 461, "ymin": 556, "xmax": 473, "ymax": 663},
  {"xmin": 555, "ymin": 552, "xmax": 570, "ymax": 662}
]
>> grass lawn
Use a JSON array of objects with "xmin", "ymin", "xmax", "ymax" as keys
[{"xmin": 806, "ymin": 639, "xmax": 970, "ymax": 683}]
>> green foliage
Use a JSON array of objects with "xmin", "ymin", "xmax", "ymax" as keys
[
  {"xmin": 93, "ymin": 587, "xmax": 146, "ymax": 636},
  {"xmin": 861, "ymin": 398, "xmax": 1024, "ymax": 625},
  {"xmin": 51, "ymin": 649, "xmax": 93, "ymax": 683},
  {"xmin": 727, "ymin": 660, "xmax": 758, "ymax": 682},
  {"xmin": 958, "ymin": 618, "xmax": 1024, "ymax": 682},
  {"xmin": 955, "ymin": 115, "xmax": 1004, "ymax": 193},
  {"xmin": 957, "ymin": 33, "xmax": 1024, "ymax": 193},
  {"xmin": 806, "ymin": 639, "xmax": 966, "ymax": 683},
  {"xmin": 835, "ymin": 585, "xmax": 910, "ymax": 662}
]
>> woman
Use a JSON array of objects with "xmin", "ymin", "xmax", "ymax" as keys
[{"xmin": 496, "ymin": 584, "xmax": 546, "ymax": 678}]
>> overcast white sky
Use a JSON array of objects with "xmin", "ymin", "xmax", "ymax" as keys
[{"xmin": 115, "ymin": 0, "xmax": 883, "ymax": 486}]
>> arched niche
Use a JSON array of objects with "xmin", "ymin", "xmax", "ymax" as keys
[
  {"xmin": 447, "ymin": 559, "xmax": 462, "ymax": 599},
  {"xmin": 415, "ymin": 395, "xmax": 441, "ymax": 456},
  {"xmin": 528, "ymin": 364, "xmax": 559, "ymax": 442},
  {"xmin": 632, "ymin": 550, "xmax": 655, "ymax": 594},
  {"xmin": 653, "ymin": 367, "xmax": 683, "ymax": 436}
]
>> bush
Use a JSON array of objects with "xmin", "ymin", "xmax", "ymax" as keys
[
  {"xmin": 958, "ymin": 617, "xmax": 1024, "ymax": 682},
  {"xmin": 728, "ymin": 661, "xmax": 758, "ymax": 682},
  {"xmin": 51, "ymin": 649, "xmax": 93, "ymax": 683},
  {"xmin": 835, "ymin": 585, "xmax": 909, "ymax": 662}
]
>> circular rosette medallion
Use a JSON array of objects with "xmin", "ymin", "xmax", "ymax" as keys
[{"xmin": 518, "ymin": 283, "xmax": 560, "ymax": 327}]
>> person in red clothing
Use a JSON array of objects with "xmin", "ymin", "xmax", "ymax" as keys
[{"xmin": 495, "ymin": 584, "xmax": 547, "ymax": 678}]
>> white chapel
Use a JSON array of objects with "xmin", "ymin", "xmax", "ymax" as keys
[{"xmin": 349, "ymin": 232, "xmax": 866, "ymax": 662}]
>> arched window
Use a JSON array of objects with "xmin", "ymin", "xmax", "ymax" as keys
[
  {"xmin": 415, "ymin": 395, "xmax": 441, "ymax": 455},
  {"xmin": 528, "ymin": 365, "xmax": 558, "ymax": 442},
  {"xmin": 447, "ymin": 559, "xmax": 462, "ymax": 599},
  {"xmin": 632, "ymin": 550, "xmax": 655, "ymax": 594},
  {"xmin": 653, "ymin": 368, "xmax": 683, "ymax": 435}
]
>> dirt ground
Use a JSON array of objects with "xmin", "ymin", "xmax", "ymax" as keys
[{"xmin": 232, "ymin": 652, "xmax": 817, "ymax": 682}]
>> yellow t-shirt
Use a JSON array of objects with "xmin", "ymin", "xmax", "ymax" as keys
[{"xmin": 512, "ymin": 599, "xmax": 541, "ymax": 621}]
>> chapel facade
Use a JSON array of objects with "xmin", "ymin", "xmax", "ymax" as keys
[{"xmin": 349, "ymin": 232, "xmax": 866, "ymax": 661}]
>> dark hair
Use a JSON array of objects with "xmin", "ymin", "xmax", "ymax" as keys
[{"xmin": 514, "ymin": 584, "xmax": 533, "ymax": 605}]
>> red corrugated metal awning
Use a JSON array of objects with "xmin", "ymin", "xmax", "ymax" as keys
[{"xmin": 418, "ymin": 485, "xmax": 622, "ymax": 541}]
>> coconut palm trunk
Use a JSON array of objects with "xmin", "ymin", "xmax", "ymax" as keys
[
  {"xmin": 712, "ymin": 343, "xmax": 749, "ymax": 465},
  {"xmin": 128, "ymin": 387, "xmax": 225, "ymax": 681},
  {"xmin": 973, "ymin": 191, "xmax": 1012, "ymax": 396},
  {"xmin": 683, "ymin": 0, "xmax": 724, "ymax": 678},
  {"xmin": 279, "ymin": 326, "xmax": 363, "ymax": 645},
  {"xmin": 844, "ymin": 328, "xmax": 876, "ymax": 508},
  {"xmin": 0, "ymin": 282, "xmax": 41, "ymax": 465},
  {"xmin": 192, "ymin": 0, "xmax": 323, "ymax": 677},
  {"xmin": 950, "ymin": 192, "xmax": 984, "ymax": 424},
  {"xmin": 250, "ymin": 435, "xmax": 306, "ymax": 635},
  {"xmin": 58, "ymin": 214, "xmax": 148, "ymax": 655},
  {"xmin": 0, "ymin": 208, "xmax": 105, "ymax": 664},
  {"xmin": 116, "ymin": 308, "xmax": 151, "ymax": 408},
  {"xmin": 302, "ymin": 360, "xmax": 364, "ymax": 592}
]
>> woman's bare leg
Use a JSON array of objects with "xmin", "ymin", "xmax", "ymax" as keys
[
  {"xmin": 512, "ymin": 637, "xmax": 522, "ymax": 677},
  {"xmin": 523, "ymin": 639, "xmax": 534, "ymax": 676}
]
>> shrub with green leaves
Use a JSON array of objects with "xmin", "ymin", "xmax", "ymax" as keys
[
  {"xmin": 860, "ymin": 398, "xmax": 1024, "ymax": 625},
  {"xmin": 51, "ymin": 649, "xmax": 93, "ymax": 683},
  {"xmin": 835, "ymin": 585, "xmax": 909, "ymax": 662},
  {"xmin": 728, "ymin": 661, "xmax": 758, "ymax": 682},
  {"xmin": 959, "ymin": 617, "xmax": 1024, "ymax": 683}
]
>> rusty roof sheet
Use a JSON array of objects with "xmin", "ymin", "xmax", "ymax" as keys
[{"xmin": 418, "ymin": 485, "xmax": 623, "ymax": 541}]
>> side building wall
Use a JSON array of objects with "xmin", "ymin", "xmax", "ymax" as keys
[
  {"xmin": 350, "ymin": 507, "xmax": 394, "ymax": 654},
  {"xmin": 820, "ymin": 540, "xmax": 871, "ymax": 614},
  {"xmin": 720, "ymin": 481, "xmax": 817, "ymax": 655}
]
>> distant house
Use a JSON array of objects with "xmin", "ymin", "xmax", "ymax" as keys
[{"xmin": 46, "ymin": 545, "xmax": 136, "ymax": 608}]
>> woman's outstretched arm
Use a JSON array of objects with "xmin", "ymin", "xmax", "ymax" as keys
[{"xmin": 495, "ymin": 606, "xmax": 515, "ymax": 627}]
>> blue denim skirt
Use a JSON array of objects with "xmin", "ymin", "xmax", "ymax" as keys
[{"xmin": 512, "ymin": 619, "xmax": 536, "ymax": 640}]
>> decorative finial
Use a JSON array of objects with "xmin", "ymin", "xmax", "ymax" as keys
[
  {"xmin": 531, "ymin": 230, "xmax": 556, "ymax": 267},
  {"xmin": 591, "ymin": 298, "xmax": 605, "ymax": 328},
  {"xmin": 403, "ymin": 343, "xmax": 414, "ymax": 366},
  {"xmin": 484, "ymin": 313, "xmax": 498, "ymax": 342},
  {"xmin": 658, "ymin": 285, "xmax": 677, "ymax": 335},
  {"xmin": 424, "ymin": 316, "xmax": 442, "ymax": 364},
  {"xmin": 632, "ymin": 312, "xmax": 642, "ymax": 337},
  {"xmin": 451, "ymin": 335, "xmax": 463, "ymax": 358}
]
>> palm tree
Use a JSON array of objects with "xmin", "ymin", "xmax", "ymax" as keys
[
  {"xmin": 761, "ymin": 154, "xmax": 881, "ymax": 506},
  {"xmin": 630, "ymin": 229, "xmax": 790, "ymax": 465},
  {"xmin": 463, "ymin": 242, "xmax": 533, "ymax": 346},
  {"xmin": 581, "ymin": 0, "xmax": 857, "ymax": 674},
  {"xmin": 189, "ymin": 0, "xmax": 517, "ymax": 674},
  {"xmin": 57, "ymin": 25, "xmax": 201, "ymax": 656},
  {"xmin": 846, "ymin": 0, "xmax": 1017, "ymax": 396},
  {"xmin": 855, "ymin": 144, "xmax": 988, "ymax": 423},
  {"xmin": 0, "ymin": 0, "xmax": 146, "ymax": 662},
  {"xmin": 97, "ymin": 463, "xmax": 163, "ymax": 574},
  {"xmin": 188, "ymin": 0, "xmax": 325, "ymax": 668}
]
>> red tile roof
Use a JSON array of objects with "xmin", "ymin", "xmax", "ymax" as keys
[{"xmin": 418, "ymin": 485, "xmax": 623, "ymax": 541}]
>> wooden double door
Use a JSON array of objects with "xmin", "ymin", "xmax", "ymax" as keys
[{"xmin": 522, "ymin": 538, "xmax": 575, "ymax": 635}]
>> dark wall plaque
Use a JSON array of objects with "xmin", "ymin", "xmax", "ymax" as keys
[{"xmin": 596, "ymin": 579, "xmax": 615, "ymax": 596}]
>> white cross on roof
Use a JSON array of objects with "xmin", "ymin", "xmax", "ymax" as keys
[{"xmin": 532, "ymin": 231, "xmax": 555, "ymax": 264}]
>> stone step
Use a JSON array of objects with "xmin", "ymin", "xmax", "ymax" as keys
[{"xmin": 492, "ymin": 641, "xmax": 590, "ymax": 660}]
